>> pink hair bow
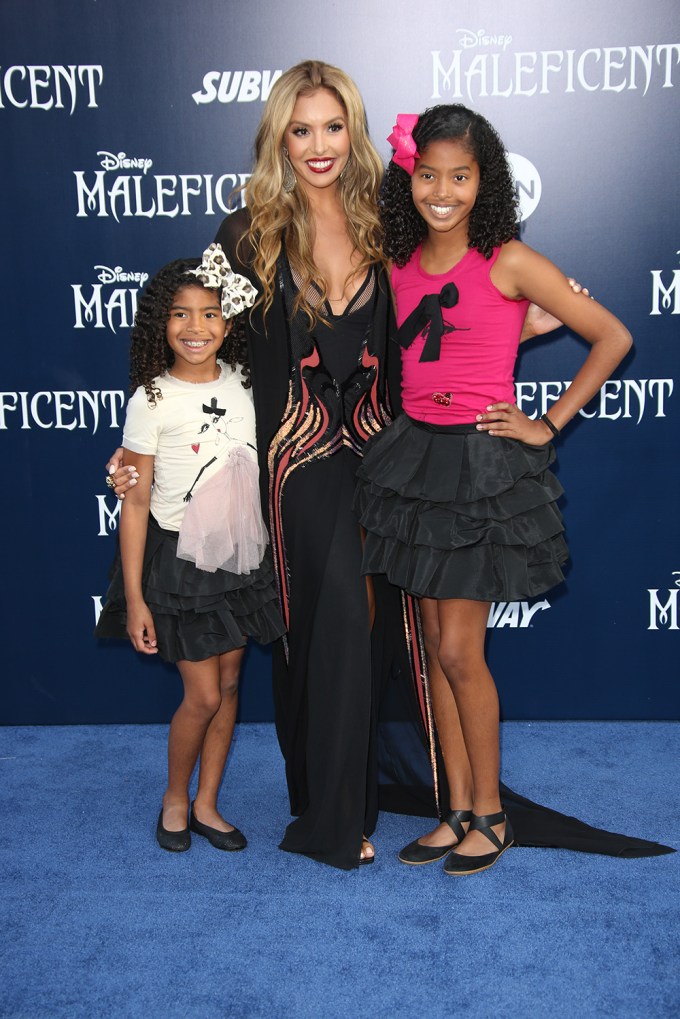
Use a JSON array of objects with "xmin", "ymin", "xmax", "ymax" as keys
[{"xmin": 387, "ymin": 114, "xmax": 420, "ymax": 175}]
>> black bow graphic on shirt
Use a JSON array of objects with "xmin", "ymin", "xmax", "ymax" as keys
[{"xmin": 397, "ymin": 281, "xmax": 468, "ymax": 362}]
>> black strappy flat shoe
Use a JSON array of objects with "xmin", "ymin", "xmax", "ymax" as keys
[
  {"xmin": 398, "ymin": 809, "xmax": 473, "ymax": 865},
  {"xmin": 443, "ymin": 811, "xmax": 514, "ymax": 876}
]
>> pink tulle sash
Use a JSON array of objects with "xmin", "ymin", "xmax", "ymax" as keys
[{"xmin": 176, "ymin": 447, "xmax": 268, "ymax": 575}]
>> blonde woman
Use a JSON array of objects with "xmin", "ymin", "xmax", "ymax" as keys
[{"xmin": 214, "ymin": 61, "xmax": 422, "ymax": 869}]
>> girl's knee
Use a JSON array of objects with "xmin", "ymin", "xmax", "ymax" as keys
[
  {"xmin": 219, "ymin": 672, "xmax": 240, "ymax": 699},
  {"xmin": 218, "ymin": 652, "xmax": 243, "ymax": 698},
  {"xmin": 438, "ymin": 644, "xmax": 486, "ymax": 686},
  {"xmin": 183, "ymin": 688, "xmax": 222, "ymax": 720}
]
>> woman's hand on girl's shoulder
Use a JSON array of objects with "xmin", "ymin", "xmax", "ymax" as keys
[
  {"xmin": 523, "ymin": 279, "xmax": 591, "ymax": 340},
  {"xmin": 476, "ymin": 402, "xmax": 553, "ymax": 446},
  {"xmin": 106, "ymin": 448, "xmax": 139, "ymax": 499}
]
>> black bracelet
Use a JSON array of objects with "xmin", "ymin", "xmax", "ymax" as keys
[{"xmin": 541, "ymin": 413, "xmax": 560, "ymax": 438}]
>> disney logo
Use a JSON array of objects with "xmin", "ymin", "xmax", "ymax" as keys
[
  {"xmin": 94, "ymin": 265, "xmax": 149, "ymax": 286},
  {"xmin": 97, "ymin": 151, "xmax": 153, "ymax": 174},
  {"xmin": 456, "ymin": 28, "xmax": 513, "ymax": 51}
]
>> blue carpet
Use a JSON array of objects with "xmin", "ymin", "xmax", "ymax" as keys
[{"xmin": 1, "ymin": 722, "xmax": 678, "ymax": 1018}]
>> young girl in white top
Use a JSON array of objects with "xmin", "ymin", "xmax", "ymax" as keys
[{"xmin": 97, "ymin": 245, "xmax": 285, "ymax": 852}]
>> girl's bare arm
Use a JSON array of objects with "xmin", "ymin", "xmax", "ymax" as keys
[
  {"xmin": 479, "ymin": 241, "xmax": 632, "ymax": 445},
  {"xmin": 118, "ymin": 450, "xmax": 157, "ymax": 654}
]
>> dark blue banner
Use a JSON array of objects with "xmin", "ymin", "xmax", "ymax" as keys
[{"xmin": 1, "ymin": 0, "xmax": 678, "ymax": 723}]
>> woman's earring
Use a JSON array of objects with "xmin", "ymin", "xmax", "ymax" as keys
[
  {"xmin": 339, "ymin": 153, "xmax": 352, "ymax": 182},
  {"xmin": 282, "ymin": 148, "xmax": 296, "ymax": 193}
]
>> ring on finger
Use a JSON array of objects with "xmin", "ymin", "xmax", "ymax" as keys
[{"xmin": 105, "ymin": 474, "xmax": 116, "ymax": 489}]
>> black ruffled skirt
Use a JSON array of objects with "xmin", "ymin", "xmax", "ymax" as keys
[
  {"xmin": 95, "ymin": 515, "xmax": 285, "ymax": 662},
  {"xmin": 355, "ymin": 414, "xmax": 568, "ymax": 601}
]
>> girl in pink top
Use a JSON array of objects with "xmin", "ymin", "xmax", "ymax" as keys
[{"xmin": 355, "ymin": 104, "xmax": 632, "ymax": 876}]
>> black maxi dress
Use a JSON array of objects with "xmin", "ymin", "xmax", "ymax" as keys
[{"xmin": 216, "ymin": 209, "xmax": 672, "ymax": 870}]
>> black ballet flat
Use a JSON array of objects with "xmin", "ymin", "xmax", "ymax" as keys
[
  {"xmin": 156, "ymin": 809, "xmax": 191, "ymax": 853},
  {"xmin": 398, "ymin": 808, "xmax": 473, "ymax": 865},
  {"xmin": 189, "ymin": 804, "xmax": 247, "ymax": 851},
  {"xmin": 443, "ymin": 811, "xmax": 514, "ymax": 876}
]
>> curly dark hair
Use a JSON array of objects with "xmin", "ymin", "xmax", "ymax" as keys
[
  {"xmin": 380, "ymin": 104, "xmax": 519, "ymax": 267},
  {"xmin": 129, "ymin": 258, "xmax": 251, "ymax": 405}
]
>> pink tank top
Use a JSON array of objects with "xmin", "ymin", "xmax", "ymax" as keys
[{"xmin": 392, "ymin": 245, "xmax": 529, "ymax": 424}]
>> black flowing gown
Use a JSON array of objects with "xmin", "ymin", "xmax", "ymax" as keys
[{"xmin": 216, "ymin": 209, "xmax": 673, "ymax": 869}]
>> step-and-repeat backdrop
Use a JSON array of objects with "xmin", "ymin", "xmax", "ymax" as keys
[{"xmin": 1, "ymin": 0, "xmax": 678, "ymax": 723}]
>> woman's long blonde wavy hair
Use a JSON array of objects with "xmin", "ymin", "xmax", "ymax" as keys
[{"xmin": 242, "ymin": 60, "xmax": 385, "ymax": 327}]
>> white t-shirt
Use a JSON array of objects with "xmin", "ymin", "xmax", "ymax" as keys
[{"xmin": 122, "ymin": 361, "xmax": 257, "ymax": 531}]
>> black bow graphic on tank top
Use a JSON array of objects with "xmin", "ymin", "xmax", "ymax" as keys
[{"xmin": 397, "ymin": 281, "xmax": 468, "ymax": 363}]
